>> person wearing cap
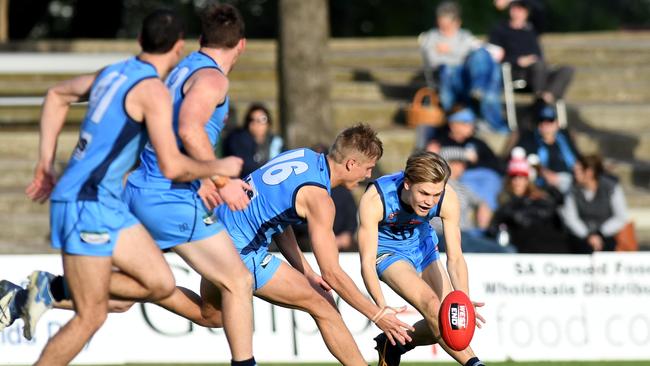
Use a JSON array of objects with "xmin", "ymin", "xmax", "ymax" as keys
[
  {"xmin": 432, "ymin": 108, "xmax": 505, "ymax": 210},
  {"xmin": 489, "ymin": 0, "xmax": 574, "ymax": 108},
  {"xmin": 419, "ymin": 1, "xmax": 509, "ymax": 133},
  {"xmin": 514, "ymin": 104, "xmax": 580, "ymax": 193},
  {"xmin": 430, "ymin": 146, "xmax": 516, "ymax": 253},
  {"xmin": 489, "ymin": 152, "xmax": 570, "ymax": 253}
]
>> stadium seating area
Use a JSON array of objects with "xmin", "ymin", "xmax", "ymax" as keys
[{"xmin": 0, "ymin": 31, "xmax": 649, "ymax": 253}]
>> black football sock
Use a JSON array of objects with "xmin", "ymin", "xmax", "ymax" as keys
[
  {"xmin": 395, "ymin": 340, "xmax": 416, "ymax": 354},
  {"xmin": 465, "ymin": 357, "xmax": 485, "ymax": 366},
  {"xmin": 50, "ymin": 275, "xmax": 71, "ymax": 302},
  {"xmin": 231, "ymin": 357, "xmax": 256, "ymax": 366}
]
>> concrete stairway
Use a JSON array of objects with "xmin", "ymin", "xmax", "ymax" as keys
[{"xmin": 0, "ymin": 32, "xmax": 649, "ymax": 252}]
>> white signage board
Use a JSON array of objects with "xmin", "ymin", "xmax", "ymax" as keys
[{"xmin": 1, "ymin": 253, "xmax": 649, "ymax": 364}]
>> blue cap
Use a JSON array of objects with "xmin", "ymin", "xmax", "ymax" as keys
[
  {"xmin": 448, "ymin": 108, "xmax": 476, "ymax": 124},
  {"xmin": 538, "ymin": 105, "xmax": 557, "ymax": 122}
]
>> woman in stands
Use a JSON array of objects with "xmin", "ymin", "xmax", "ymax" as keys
[
  {"xmin": 490, "ymin": 152, "xmax": 570, "ymax": 253},
  {"xmin": 560, "ymin": 154, "xmax": 630, "ymax": 253},
  {"xmin": 222, "ymin": 103, "xmax": 283, "ymax": 178}
]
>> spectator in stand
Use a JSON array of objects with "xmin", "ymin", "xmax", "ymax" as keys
[
  {"xmin": 515, "ymin": 104, "xmax": 579, "ymax": 194},
  {"xmin": 490, "ymin": 151, "xmax": 570, "ymax": 253},
  {"xmin": 560, "ymin": 154, "xmax": 630, "ymax": 254},
  {"xmin": 419, "ymin": 1, "xmax": 509, "ymax": 133},
  {"xmin": 494, "ymin": 0, "xmax": 546, "ymax": 32},
  {"xmin": 489, "ymin": 0, "xmax": 574, "ymax": 109},
  {"xmin": 431, "ymin": 146, "xmax": 515, "ymax": 253},
  {"xmin": 222, "ymin": 103, "xmax": 283, "ymax": 178},
  {"xmin": 432, "ymin": 108, "xmax": 505, "ymax": 210}
]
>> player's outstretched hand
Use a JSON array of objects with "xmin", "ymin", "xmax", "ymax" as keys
[
  {"xmin": 198, "ymin": 178, "xmax": 224, "ymax": 210},
  {"xmin": 218, "ymin": 178, "xmax": 252, "ymax": 211},
  {"xmin": 472, "ymin": 301, "xmax": 486, "ymax": 328},
  {"xmin": 25, "ymin": 161, "xmax": 56, "ymax": 203},
  {"xmin": 373, "ymin": 306, "xmax": 414, "ymax": 346}
]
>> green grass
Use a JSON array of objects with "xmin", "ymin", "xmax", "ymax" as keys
[{"xmin": 89, "ymin": 362, "xmax": 650, "ymax": 366}]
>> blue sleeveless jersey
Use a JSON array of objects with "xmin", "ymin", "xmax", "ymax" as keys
[
  {"xmin": 50, "ymin": 57, "xmax": 158, "ymax": 202},
  {"xmin": 216, "ymin": 148, "xmax": 331, "ymax": 254},
  {"xmin": 130, "ymin": 51, "xmax": 229, "ymax": 189},
  {"xmin": 372, "ymin": 172, "xmax": 443, "ymax": 252}
]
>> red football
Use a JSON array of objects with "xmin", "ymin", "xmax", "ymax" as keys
[{"xmin": 438, "ymin": 290, "xmax": 475, "ymax": 351}]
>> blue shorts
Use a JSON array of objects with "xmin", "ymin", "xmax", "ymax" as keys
[
  {"xmin": 122, "ymin": 182, "xmax": 225, "ymax": 250},
  {"xmin": 375, "ymin": 235, "xmax": 440, "ymax": 277},
  {"xmin": 223, "ymin": 220, "xmax": 281, "ymax": 291},
  {"xmin": 239, "ymin": 247, "xmax": 282, "ymax": 291},
  {"xmin": 50, "ymin": 199, "xmax": 139, "ymax": 257}
]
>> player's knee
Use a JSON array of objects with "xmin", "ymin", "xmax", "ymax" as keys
[
  {"xmin": 238, "ymin": 270, "xmax": 254, "ymax": 294},
  {"xmin": 199, "ymin": 311, "xmax": 224, "ymax": 328},
  {"xmin": 77, "ymin": 308, "xmax": 109, "ymax": 332},
  {"xmin": 224, "ymin": 269, "xmax": 253, "ymax": 295},
  {"xmin": 303, "ymin": 292, "xmax": 338, "ymax": 320},
  {"xmin": 422, "ymin": 298, "xmax": 442, "ymax": 333},
  {"xmin": 148, "ymin": 277, "xmax": 176, "ymax": 301},
  {"xmin": 110, "ymin": 301, "xmax": 135, "ymax": 313}
]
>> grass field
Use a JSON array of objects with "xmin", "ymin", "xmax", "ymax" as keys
[{"xmin": 89, "ymin": 362, "xmax": 650, "ymax": 366}]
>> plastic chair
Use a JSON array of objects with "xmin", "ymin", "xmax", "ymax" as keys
[{"xmin": 502, "ymin": 62, "xmax": 568, "ymax": 130}]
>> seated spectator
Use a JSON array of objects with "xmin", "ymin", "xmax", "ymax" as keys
[
  {"xmin": 419, "ymin": 1, "xmax": 508, "ymax": 132},
  {"xmin": 432, "ymin": 108, "xmax": 505, "ymax": 210},
  {"xmin": 222, "ymin": 103, "xmax": 283, "ymax": 178},
  {"xmin": 489, "ymin": 152, "xmax": 570, "ymax": 253},
  {"xmin": 494, "ymin": 0, "xmax": 546, "ymax": 32},
  {"xmin": 560, "ymin": 154, "xmax": 630, "ymax": 254},
  {"xmin": 515, "ymin": 104, "xmax": 579, "ymax": 193},
  {"xmin": 489, "ymin": 0, "xmax": 574, "ymax": 109},
  {"xmin": 431, "ymin": 146, "xmax": 515, "ymax": 253}
]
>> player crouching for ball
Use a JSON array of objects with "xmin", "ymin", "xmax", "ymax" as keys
[{"xmin": 358, "ymin": 151, "xmax": 486, "ymax": 366}]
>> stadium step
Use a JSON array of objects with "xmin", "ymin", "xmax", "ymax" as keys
[
  {"xmin": 3, "ymin": 99, "xmax": 650, "ymax": 164},
  {"xmin": 3, "ymin": 65, "xmax": 650, "ymax": 105},
  {"xmin": 0, "ymin": 129, "xmax": 79, "ymax": 161},
  {"xmin": 0, "ymin": 213, "xmax": 52, "ymax": 252}
]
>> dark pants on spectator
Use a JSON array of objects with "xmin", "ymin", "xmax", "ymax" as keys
[
  {"xmin": 569, "ymin": 234, "xmax": 616, "ymax": 254},
  {"xmin": 514, "ymin": 61, "xmax": 574, "ymax": 101}
]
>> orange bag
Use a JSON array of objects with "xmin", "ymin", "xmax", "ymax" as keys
[
  {"xmin": 405, "ymin": 87, "xmax": 445, "ymax": 128},
  {"xmin": 615, "ymin": 221, "xmax": 638, "ymax": 251}
]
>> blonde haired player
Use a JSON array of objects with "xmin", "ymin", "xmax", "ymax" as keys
[{"xmin": 358, "ymin": 151, "xmax": 486, "ymax": 366}]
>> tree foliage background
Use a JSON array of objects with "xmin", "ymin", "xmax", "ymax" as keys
[{"xmin": 7, "ymin": 0, "xmax": 650, "ymax": 40}]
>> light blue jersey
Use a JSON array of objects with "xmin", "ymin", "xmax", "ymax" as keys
[
  {"xmin": 51, "ymin": 57, "xmax": 157, "ymax": 202},
  {"xmin": 124, "ymin": 51, "xmax": 229, "ymax": 248},
  {"xmin": 372, "ymin": 172, "xmax": 444, "ymax": 275},
  {"xmin": 216, "ymin": 148, "xmax": 331, "ymax": 289},
  {"xmin": 50, "ymin": 57, "xmax": 158, "ymax": 256},
  {"xmin": 129, "ymin": 51, "xmax": 229, "ymax": 189}
]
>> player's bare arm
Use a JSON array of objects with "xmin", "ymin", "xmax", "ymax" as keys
[
  {"xmin": 439, "ymin": 184, "xmax": 486, "ymax": 325},
  {"xmin": 438, "ymin": 185, "xmax": 469, "ymax": 294},
  {"xmin": 128, "ymin": 78, "xmax": 242, "ymax": 181},
  {"xmin": 179, "ymin": 69, "xmax": 250, "ymax": 210},
  {"xmin": 296, "ymin": 185, "xmax": 413, "ymax": 345},
  {"xmin": 26, "ymin": 73, "xmax": 97, "ymax": 203},
  {"xmin": 274, "ymin": 226, "xmax": 315, "ymax": 276},
  {"xmin": 358, "ymin": 184, "xmax": 387, "ymax": 308},
  {"xmin": 273, "ymin": 226, "xmax": 333, "ymax": 297}
]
